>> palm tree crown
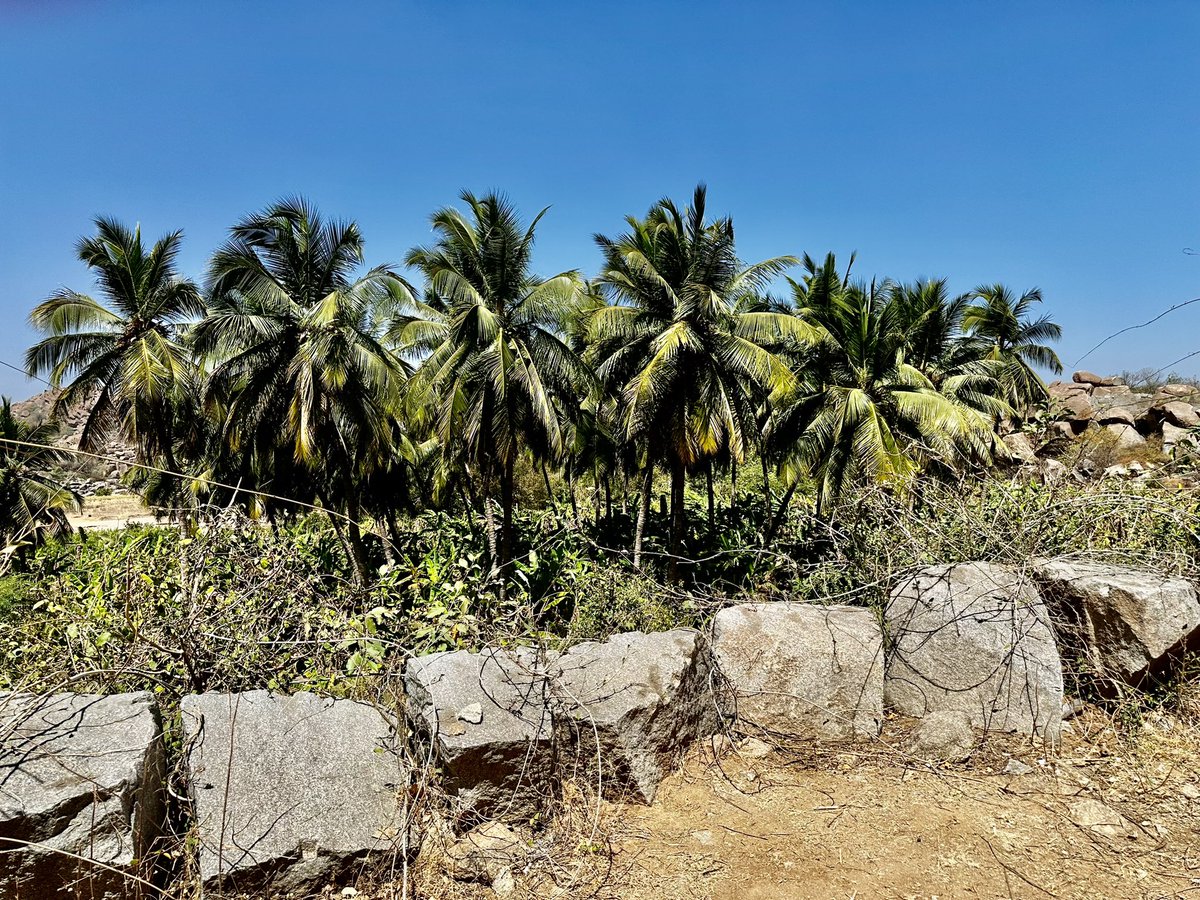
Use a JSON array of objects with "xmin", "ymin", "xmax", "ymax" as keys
[
  {"xmin": 586, "ymin": 185, "xmax": 812, "ymax": 571},
  {"xmin": 771, "ymin": 255, "xmax": 1007, "ymax": 515},
  {"xmin": 964, "ymin": 284, "xmax": 1063, "ymax": 408},
  {"xmin": 25, "ymin": 218, "xmax": 203, "ymax": 463},
  {"xmin": 0, "ymin": 398, "xmax": 80, "ymax": 549},
  {"xmin": 194, "ymin": 197, "xmax": 412, "ymax": 577},
  {"xmin": 403, "ymin": 191, "xmax": 590, "ymax": 574}
]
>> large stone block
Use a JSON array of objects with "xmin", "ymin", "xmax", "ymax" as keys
[
  {"xmin": 1162, "ymin": 400, "xmax": 1200, "ymax": 428},
  {"xmin": 1059, "ymin": 392, "xmax": 1094, "ymax": 422},
  {"xmin": 712, "ymin": 603, "xmax": 883, "ymax": 741},
  {"xmin": 885, "ymin": 563, "xmax": 1063, "ymax": 740},
  {"xmin": 0, "ymin": 692, "xmax": 165, "ymax": 900},
  {"xmin": 404, "ymin": 649, "xmax": 555, "ymax": 825},
  {"xmin": 181, "ymin": 691, "xmax": 407, "ymax": 896},
  {"xmin": 1105, "ymin": 422, "xmax": 1145, "ymax": 448},
  {"xmin": 552, "ymin": 629, "xmax": 719, "ymax": 802},
  {"xmin": 1074, "ymin": 371, "xmax": 1119, "ymax": 387},
  {"xmin": 1034, "ymin": 559, "xmax": 1200, "ymax": 684}
]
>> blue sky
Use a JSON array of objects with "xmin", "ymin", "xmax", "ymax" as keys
[{"xmin": 1, "ymin": 1, "xmax": 1197, "ymax": 398}]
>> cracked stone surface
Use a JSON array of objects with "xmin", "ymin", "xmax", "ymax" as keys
[
  {"xmin": 181, "ymin": 690, "xmax": 408, "ymax": 896},
  {"xmin": 885, "ymin": 562, "xmax": 1063, "ymax": 740},
  {"xmin": 0, "ymin": 691, "xmax": 165, "ymax": 900}
]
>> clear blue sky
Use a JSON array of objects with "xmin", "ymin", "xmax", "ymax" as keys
[{"xmin": 2, "ymin": 1, "xmax": 1197, "ymax": 398}]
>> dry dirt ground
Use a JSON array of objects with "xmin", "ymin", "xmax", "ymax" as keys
[
  {"xmin": 407, "ymin": 707, "xmax": 1200, "ymax": 900},
  {"xmin": 66, "ymin": 492, "xmax": 157, "ymax": 530}
]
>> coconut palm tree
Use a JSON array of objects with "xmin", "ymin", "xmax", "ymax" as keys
[
  {"xmin": 963, "ymin": 284, "xmax": 1062, "ymax": 410},
  {"xmin": 0, "ymin": 399, "xmax": 80, "ymax": 552},
  {"xmin": 194, "ymin": 197, "xmax": 413, "ymax": 580},
  {"xmin": 586, "ymin": 185, "xmax": 812, "ymax": 577},
  {"xmin": 403, "ymin": 191, "xmax": 592, "ymax": 579},
  {"xmin": 768, "ymin": 260, "xmax": 1007, "ymax": 523},
  {"xmin": 25, "ymin": 218, "xmax": 203, "ymax": 470}
]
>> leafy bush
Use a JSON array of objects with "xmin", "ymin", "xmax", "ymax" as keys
[
  {"xmin": 4, "ymin": 472, "xmax": 1197, "ymax": 711},
  {"xmin": 0, "ymin": 522, "xmax": 367, "ymax": 702},
  {"xmin": 561, "ymin": 562, "xmax": 684, "ymax": 640}
]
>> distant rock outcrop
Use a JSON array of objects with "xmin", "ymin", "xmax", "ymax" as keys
[
  {"xmin": 10, "ymin": 387, "xmax": 137, "ymax": 493},
  {"xmin": 1043, "ymin": 372, "xmax": 1200, "ymax": 474}
]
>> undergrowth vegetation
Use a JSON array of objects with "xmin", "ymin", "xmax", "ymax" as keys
[{"xmin": 4, "ymin": 474, "xmax": 1196, "ymax": 709}]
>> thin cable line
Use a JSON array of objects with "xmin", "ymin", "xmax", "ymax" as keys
[
  {"xmin": 0, "ymin": 358, "xmax": 50, "ymax": 386},
  {"xmin": 1071, "ymin": 297, "xmax": 1200, "ymax": 368}
]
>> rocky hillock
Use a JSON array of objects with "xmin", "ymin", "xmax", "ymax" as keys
[
  {"xmin": 1048, "ymin": 371, "xmax": 1200, "ymax": 453},
  {"xmin": 11, "ymin": 388, "xmax": 136, "ymax": 494}
]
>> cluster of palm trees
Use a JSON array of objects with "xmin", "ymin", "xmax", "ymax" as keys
[{"xmin": 22, "ymin": 187, "xmax": 1062, "ymax": 582}]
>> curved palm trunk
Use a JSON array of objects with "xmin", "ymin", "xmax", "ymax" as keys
[
  {"xmin": 763, "ymin": 481, "xmax": 799, "ymax": 548},
  {"xmin": 565, "ymin": 468, "xmax": 580, "ymax": 527},
  {"xmin": 593, "ymin": 466, "xmax": 602, "ymax": 526},
  {"xmin": 541, "ymin": 463, "xmax": 557, "ymax": 512},
  {"xmin": 457, "ymin": 481, "xmax": 478, "ymax": 538},
  {"xmin": 632, "ymin": 466, "xmax": 653, "ymax": 567},
  {"xmin": 318, "ymin": 486, "xmax": 370, "ymax": 586}
]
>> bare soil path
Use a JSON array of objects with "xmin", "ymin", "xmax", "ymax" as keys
[
  {"xmin": 605, "ymin": 713, "xmax": 1199, "ymax": 900},
  {"xmin": 412, "ymin": 708, "xmax": 1200, "ymax": 899},
  {"xmin": 67, "ymin": 493, "xmax": 157, "ymax": 530}
]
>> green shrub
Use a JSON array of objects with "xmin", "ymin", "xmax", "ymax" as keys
[{"xmin": 564, "ymin": 562, "xmax": 684, "ymax": 640}]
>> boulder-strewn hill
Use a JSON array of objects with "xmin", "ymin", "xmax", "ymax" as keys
[
  {"xmin": 1049, "ymin": 371, "xmax": 1200, "ymax": 452},
  {"xmin": 10, "ymin": 388, "xmax": 68, "ymax": 430},
  {"xmin": 10, "ymin": 388, "xmax": 137, "ymax": 491}
]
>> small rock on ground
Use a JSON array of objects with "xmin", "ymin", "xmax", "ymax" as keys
[{"xmin": 911, "ymin": 710, "xmax": 975, "ymax": 761}]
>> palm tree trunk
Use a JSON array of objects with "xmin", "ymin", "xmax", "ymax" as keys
[
  {"xmin": 763, "ymin": 481, "xmax": 798, "ymax": 547},
  {"xmin": 604, "ymin": 477, "xmax": 612, "ymax": 523},
  {"xmin": 384, "ymin": 511, "xmax": 403, "ymax": 565},
  {"xmin": 480, "ymin": 467, "xmax": 501, "ymax": 579},
  {"xmin": 593, "ymin": 466, "xmax": 602, "ymax": 526},
  {"xmin": 667, "ymin": 457, "xmax": 686, "ymax": 583},
  {"xmin": 706, "ymin": 461, "xmax": 715, "ymax": 532},
  {"xmin": 500, "ymin": 453, "xmax": 516, "ymax": 577},
  {"xmin": 760, "ymin": 452, "xmax": 772, "ymax": 526},
  {"xmin": 633, "ymin": 466, "xmax": 653, "ymax": 567},
  {"xmin": 345, "ymin": 511, "xmax": 371, "ymax": 585},
  {"xmin": 457, "ymin": 481, "xmax": 478, "ymax": 538},
  {"xmin": 566, "ymin": 469, "xmax": 580, "ymax": 527},
  {"xmin": 541, "ymin": 462, "xmax": 557, "ymax": 512},
  {"xmin": 320, "ymin": 487, "xmax": 370, "ymax": 585},
  {"xmin": 730, "ymin": 458, "xmax": 737, "ymax": 515}
]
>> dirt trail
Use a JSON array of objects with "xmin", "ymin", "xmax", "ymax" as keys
[
  {"xmin": 67, "ymin": 493, "xmax": 157, "ymax": 530},
  {"xmin": 410, "ymin": 709, "xmax": 1200, "ymax": 898},
  {"xmin": 605, "ymin": 716, "xmax": 1199, "ymax": 900}
]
